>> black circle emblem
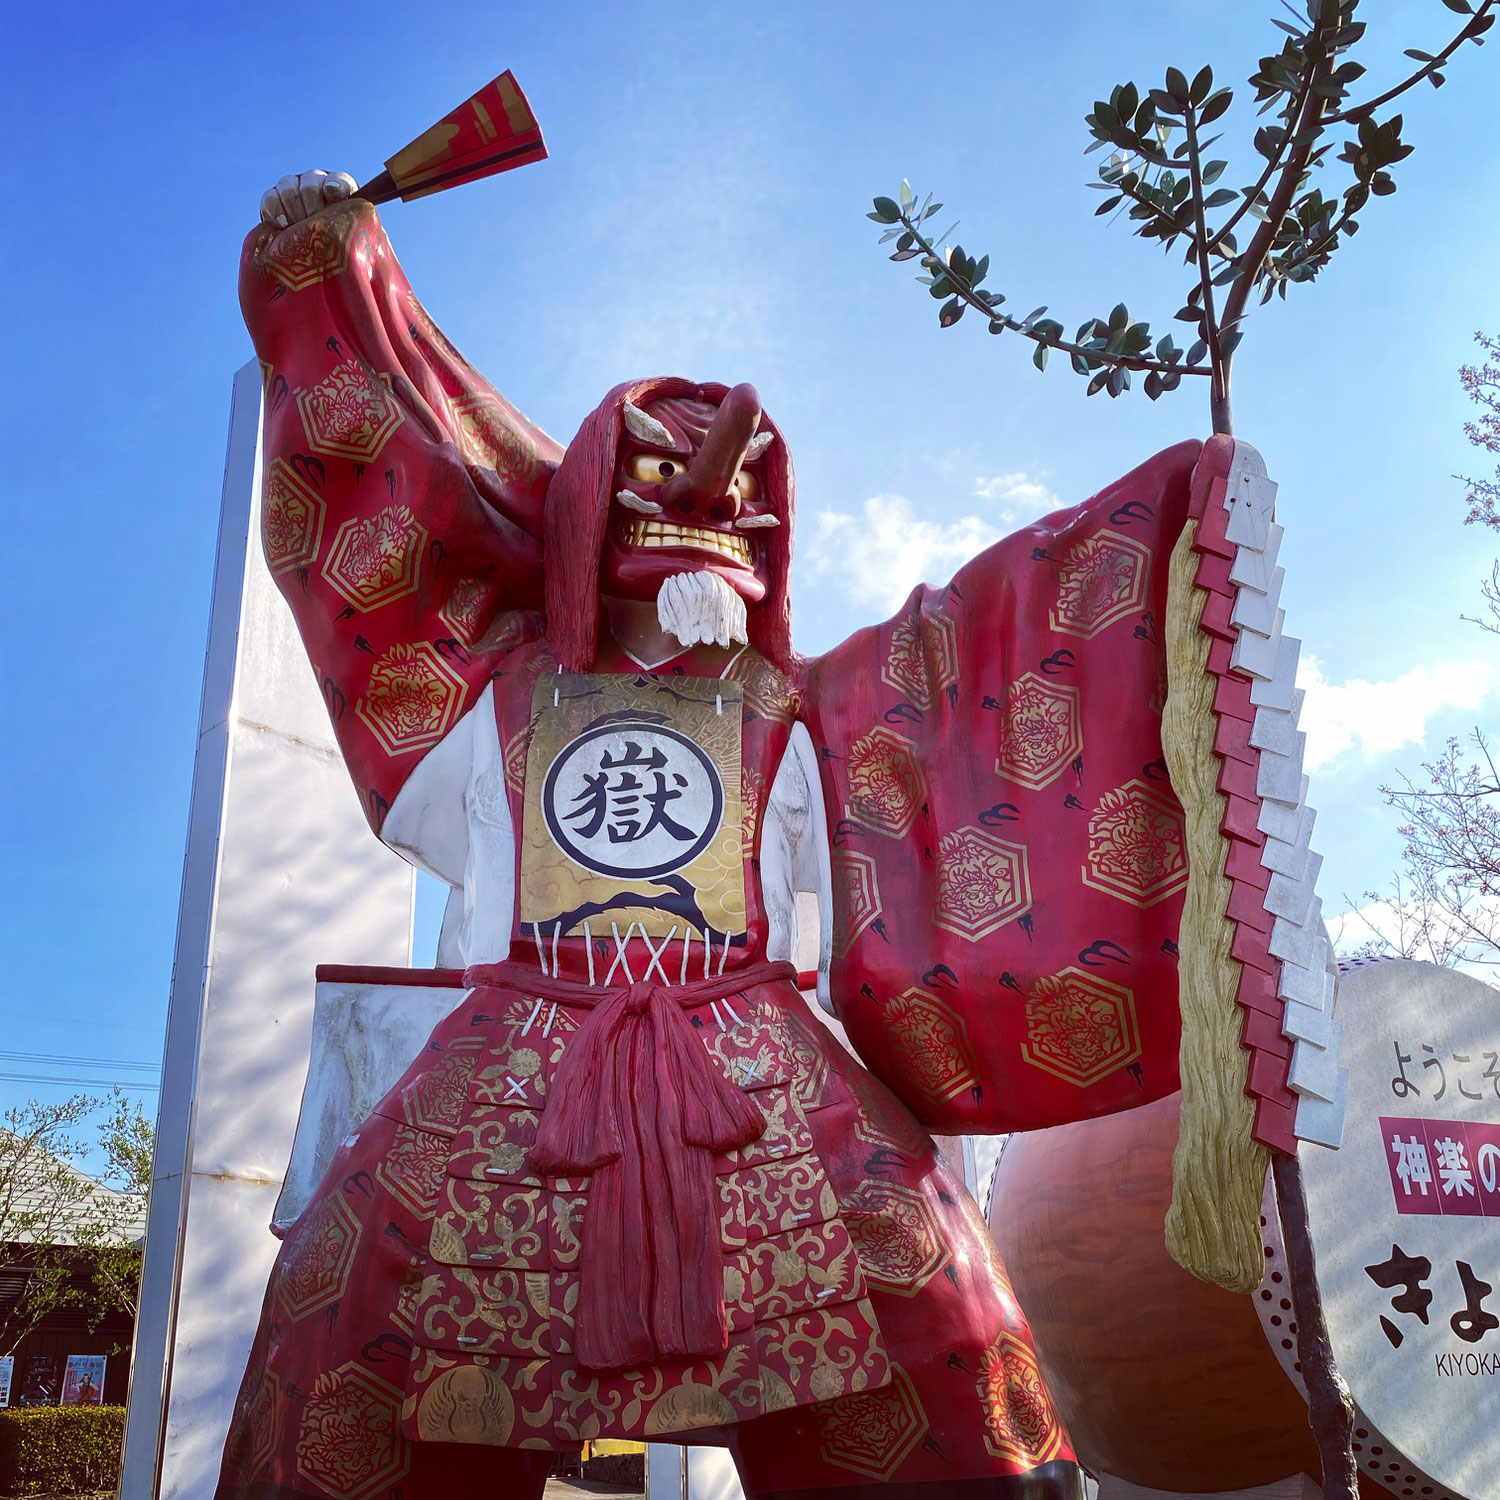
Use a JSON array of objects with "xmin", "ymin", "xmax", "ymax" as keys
[{"xmin": 541, "ymin": 721, "xmax": 725, "ymax": 879}]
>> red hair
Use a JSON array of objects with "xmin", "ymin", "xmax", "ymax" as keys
[{"xmin": 543, "ymin": 377, "xmax": 796, "ymax": 672}]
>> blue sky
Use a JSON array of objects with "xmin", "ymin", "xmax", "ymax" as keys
[{"xmin": 2, "ymin": 1, "xmax": 1496, "ymax": 1119}]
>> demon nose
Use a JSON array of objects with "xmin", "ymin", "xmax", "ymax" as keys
[{"xmin": 669, "ymin": 383, "xmax": 761, "ymax": 520}]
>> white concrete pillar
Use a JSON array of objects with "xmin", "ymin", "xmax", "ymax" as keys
[{"xmin": 122, "ymin": 363, "xmax": 415, "ymax": 1500}]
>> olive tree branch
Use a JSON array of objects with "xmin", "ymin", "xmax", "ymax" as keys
[
  {"xmin": 1325, "ymin": 0, "xmax": 1495, "ymax": 123},
  {"xmin": 1215, "ymin": 53, "xmax": 1332, "ymax": 430},
  {"xmin": 893, "ymin": 209, "xmax": 1209, "ymax": 379},
  {"xmin": 1207, "ymin": 69, "xmax": 1315, "ymax": 252},
  {"xmin": 1183, "ymin": 102, "xmax": 1232, "ymax": 433}
]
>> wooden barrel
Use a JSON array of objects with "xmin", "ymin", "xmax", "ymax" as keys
[{"xmin": 987, "ymin": 1092, "xmax": 1319, "ymax": 1493}]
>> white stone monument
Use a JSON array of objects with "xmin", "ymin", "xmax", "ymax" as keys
[{"xmin": 121, "ymin": 364, "xmax": 415, "ymax": 1500}]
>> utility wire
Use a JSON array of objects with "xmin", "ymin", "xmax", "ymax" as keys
[
  {"xmin": 0, "ymin": 1072, "xmax": 159, "ymax": 1091},
  {"xmin": 0, "ymin": 1050, "xmax": 158, "ymax": 1073}
]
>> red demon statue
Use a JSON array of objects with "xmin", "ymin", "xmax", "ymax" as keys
[{"xmin": 218, "ymin": 168, "xmax": 1321, "ymax": 1500}]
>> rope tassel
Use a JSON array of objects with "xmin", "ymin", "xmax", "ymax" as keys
[{"xmin": 527, "ymin": 971, "xmax": 779, "ymax": 1371}]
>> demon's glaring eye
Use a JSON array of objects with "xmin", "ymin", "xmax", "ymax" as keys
[{"xmin": 627, "ymin": 453, "xmax": 689, "ymax": 484}]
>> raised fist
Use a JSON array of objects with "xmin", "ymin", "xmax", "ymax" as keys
[{"xmin": 260, "ymin": 170, "xmax": 359, "ymax": 228}]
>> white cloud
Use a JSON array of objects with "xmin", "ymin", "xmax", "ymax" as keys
[
  {"xmin": 1297, "ymin": 655, "xmax": 1496, "ymax": 773},
  {"xmin": 971, "ymin": 471, "xmax": 1062, "ymax": 526},
  {"xmin": 804, "ymin": 474, "xmax": 1060, "ymax": 614}
]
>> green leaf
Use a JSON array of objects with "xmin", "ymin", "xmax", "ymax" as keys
[
  {"xmin": 1441, "ymin": 0, "xmax": 1472, "ymax": 13},
  {"xmin": 1033, "ymin": 343, "xmax": 1050, "ymax": 371},
  {"xmin": 938, "ymin": 298, "xmax": 964, "ymax": 328},
  {"xmin": 1109, "ymin": 302, "xmax": 1130, "ymax": 330},
  {"xmin": 1202, "ymin": 159, "xmax": 1228, "ymax": 184},
  {"xmin": 899, "ymin": 179, "xmax": 915, "ymax": 212},
  {"xmin": 1221, "ymin": 328, "xmax": 1244, "ymax": 356},
  {"xmin": 989, "ymin": 320, "xmax": 1006, "ymax": 335},
  {"xmin": 871, "ymin": 196, "xmax": 901, "ymax": 223},
  {"xmin": 1095, "ymin": 195, "xmax": 1124, "ymax": 215},
  {"xmin": 1199, "ymin": 89, "xmax": 1233, "ymax": 124},
  {"xmin": 1204, "ymin": 188, "xmax": 1237, "ymax": 208},
  {"xmin": 1187, "ymin": 338, "xmax": 1208, "ymax": 364},
  {"xmin": 1165, "ymin": 66, "xmax": 1190, "ymax": 103},
  {"xmin": 1190, "ymin": 65, "xmax": 1213, "ymax": 104}
]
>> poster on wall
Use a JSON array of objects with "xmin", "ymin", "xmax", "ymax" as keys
[
  {"xmin": 0, "ymin": 1356, "xmax": 12, "ymax": 1408},
  {"xmin": 61, "ymin": 1355, "xmax": 106, "ymax": 1407},
  {"xmin": 18, "ymin": 1355, "xmax": 60, "ymax": 1406}
]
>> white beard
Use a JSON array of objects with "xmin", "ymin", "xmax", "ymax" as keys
[{"xmin": 656, "ymin": 570, "xmax": 748, "ymax": 651}]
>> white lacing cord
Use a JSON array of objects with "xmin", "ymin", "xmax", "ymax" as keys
[
  {"xmin": 605, "ymin": 921, "xmax": 636, "ymax": 984},
  {"xmin": 531, "ymin": 922, "xmax": 549, "ymax": 976},
  {"xmin": 640, "ymin": 926, "xmax": 677, "ymax": 984},
  {"xmin": 583, "ymin": 921, "xmax": 595, "ymax": 986}
]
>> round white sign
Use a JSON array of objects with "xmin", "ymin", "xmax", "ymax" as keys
[
  {"xmin": 1298, "ymin": 958, "xmax": 1499, "ymax": 1500},
  {"xmin": 541, "ymin": 720, "xmax": 724, "ymax": 880}
]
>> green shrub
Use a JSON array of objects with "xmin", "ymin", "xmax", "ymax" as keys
[{"xmin": 0, "ymin": 1405, "xmax": 126, "ymax": 1496}]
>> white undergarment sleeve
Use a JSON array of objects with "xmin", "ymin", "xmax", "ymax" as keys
[{"xmin": 379, "ymin": 688, "xmax": 833, "ymax": 989}]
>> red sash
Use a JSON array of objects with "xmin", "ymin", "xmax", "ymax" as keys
[{"xmin": 464, "ymin": 959, "xmax": 795, "ymax": 1371}]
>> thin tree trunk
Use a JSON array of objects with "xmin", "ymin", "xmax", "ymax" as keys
[{"xmin": 1272, "ymin": 1151, "xmax": 1359, "ymax": 1500}]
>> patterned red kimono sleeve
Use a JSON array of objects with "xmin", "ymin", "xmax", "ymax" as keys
[
  {"xmin": 239, "ymin": 201, "xmax": 563, "ymax": 829},
  {"xmin": 799, "ymin": 439, "xmax": 1204, "ymax": 1135}
]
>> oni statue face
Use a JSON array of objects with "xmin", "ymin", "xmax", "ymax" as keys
[{"xmin": 600, "ymin": 381, "xmax": 779, "ymax": 605}]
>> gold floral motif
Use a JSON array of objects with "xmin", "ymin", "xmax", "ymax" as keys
[
  {"xmin": 719, "ymin": 1156, "xmax": 838, "ymax": 1250},
  {"xmin": 723, "ymin": 1085, "xmax": 814, "ymax": 1169},
  {"xmin": 933, "ymin": 826, "xmax": 1032, "ymax": 941},
  {"xmin": 244, "ymin": 1363, "xmax": 280, "ymax": 1478},
  {"xmin": 450, "ymin": 393, "xmax": 542, "ymax": 486},
  {"xmin": 407, "ymin": 292, "xmax": 467, "ymax": 366},
  {"xmin": 643, "ymin": 1380, "xmax": 737, "ymax": 1436},
  {"xmin": 831, "ymin": 849, "xmax": 882, "ymax": 958},
  {"xmin": 977, "ymin": 1330, "xmax": 1066, "ymax": 1466},
  {"xmin": 502, "ymin": 724, "xmax": 532, "ymax": 798},
  {"xmin": 884, "ymin": 988, "xmax": 981, "ymax": 1106},
  {"xmin": 701, "ymin": 997, "xmax": 790, "ymax": 1092},
  {"xmin": 439, "ymin": 576, "xmax": 498, "ymax": 647},
  {"xmin": 355, "ymin": 642, "xmax": 468, "ymax": 757},
  {"xmin": 741, "ymin": 768, "xmax": 766, "ymax": 854},
  {"xmin": 447, "ymin": 1107, "xmax": 544, "ymax": 1185},
  {"xmin": 838, "ymin": 1180, "xmax": 949, "ymax": 1297},
  {"xmin": 262, "ymin": 458, "xmax": 326, "ymax": 575},
  {"xmin": 780, "ymin": 1007, "xmax": 831, "ymax": 1111},
  {"xmin": 373, "ymin": 1125, "xmax": 449, "ymax": 1219},
  {"xmin": 1048, "ymin": 527, "xmax": 1152, "ymax": 639},
  {"xmin": 321, "ymin": 505, "xmax": 428, "ymax": 613},
  {"xmin": 1083, "ymin": 778, "xmax": 1189, "ymax": 907},
  {"xmin": 415, "ymin": 1361, "xmax": 517, "ymax": 1445},
  {"xmin": 816, "ymin": 1362, "xmax": 928, "ymax": 1482},
  {"xmin": 257, "ymin": 211, "xmax": 352, "ymax": 292},
  {"xmin": 276, "ymin": 1191, "xmax": 361, "ymax": 1321},
  {"xmin": 296, "ymin": 359, "xmax": 405, "ymax": 461},
  {"xmin": 845, "ymin": 727, "xmax": 925, "ymax": 839},
  {"xmin": 1021, "ymin": 968, "xmax": 1141, "ymax": 1087},
  {"xmin": 417, "ymin": 1265, "xmax": 553, "ymax": 1358},
  {"xmin": 996, "ymin": 672, "xmax": 1082, "ymax": 791},
  {"xmin": 724, "ymin": 649, "xmax": 798, "ymax": 725},
  {"xmin": 848, "ymin": 1067, "xmax": 927, "ymax": 1160},
  {"xmin": 400, "ymin": 1034, "xmax": 484, "ymax": 1134},
  {"xmin": 294, "ymin": 1362, "xmax": 410, "ymax": 1500},
  {"xmin": 433, "ymin": 1179, "xmax": 547, "ymax": 1268},
  {"xmin": 880, "ymin": 609, "xmax": 958, "ymax": 710},
  {"xmin": 391, "ymin": 1277, "xmax": 421, "ymax": 1337}
]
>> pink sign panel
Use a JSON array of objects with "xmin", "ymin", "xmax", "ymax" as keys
[{"xmin": 1379, "ymin": 1116, "xmax": 1500, "ymax": 1218}]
